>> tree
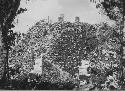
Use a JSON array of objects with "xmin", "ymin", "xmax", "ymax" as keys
[
  {"xmin": 0, "ymin": 0, "xmax": 28, "ymax": 86},
  {"xmin": 90, "ymin": 0, "xmax": 125, "ymax": 87},
  {"xmin": 84, "ymin": 23, "xmax": 121, "ymax": 90}
]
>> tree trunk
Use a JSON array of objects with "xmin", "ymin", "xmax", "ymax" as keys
[
  {"xmin": 119, "ymin": 14, "xmax": 125, "ymax": 88},
  {"xmin": 0, "ymin": 0, "xmax": 21, "ymax": 83},
  {"xmin": 0, "ymin": 28, "xmax": 6, "ymax": 80}
]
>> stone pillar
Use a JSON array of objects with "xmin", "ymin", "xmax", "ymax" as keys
[
  {"xmin": 58, "ymin": 14, "xmax": 64, "ymax": 23},
  {"xmin": 75, "ymin": 16, "xmax": 80, "ymax": 23}
]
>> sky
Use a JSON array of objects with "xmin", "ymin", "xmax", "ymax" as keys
[{"xmin": 13, "ymin": 0, "xmax": 114, "ymax": 33}]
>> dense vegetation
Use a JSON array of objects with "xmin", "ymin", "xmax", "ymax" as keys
[
  {"xmin": 0, "ymin": 0, "xmax": 124, "ymax": 90},
  {"xmin": 91, "ymin": 0, "xmax": 125, "ymax": 89},
  {"xmin": 2, "ymin": 18, "xmax": 121, "ymax": 90},
  {"xmin": 48, "ymin": 22, "xmax": 97, "ymax": 76}
]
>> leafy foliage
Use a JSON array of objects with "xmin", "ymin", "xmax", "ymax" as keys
[
  {"xmin": 47, "ymin": 22, "xmax": 98, "ymax": 76},
  {"xmin": 84, "ymin": 22, "xmax": 122, "ymax": 90},
  {"xmin": 90, "ymin": 0, "xmax": 125, "ymax": 21},
  {"xmin": 7, "ymin": 14, "xmax": 123, "ymax": 90},
  {"xmin": 90, "ymin": 0, "xmax": 125, "ymax": 89},
  {"xmin": 0, "ymin": 0, "xmax": 30, "ymax": 83},
  {"xmin": 8, "ymin": 20, "xmax": 99, "ymax": 89}
]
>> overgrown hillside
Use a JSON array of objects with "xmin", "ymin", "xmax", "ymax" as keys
[{"xmin": 8, "ymin": 19, "xmax": 122, "ymax": 90}]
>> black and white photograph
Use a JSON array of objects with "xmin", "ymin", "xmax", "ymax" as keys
[{"xmin": 0, "ymin": 0, "xmax": 125, "ymax": 90}]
